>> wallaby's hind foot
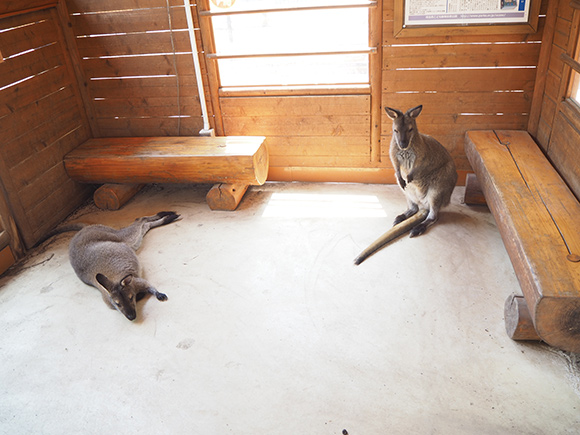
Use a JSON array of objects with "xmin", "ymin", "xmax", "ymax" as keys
[
  {"xmin": 154, "ymin": 211, "xmax": 180, "ymax": 226},
  {"xmin": 139, "ymin": 211, "xmax": 180, "ymax": 227},
  {"xmin": 394, "ymin": 212, "xmax": 416, "ymax": 226},
  {"xmin": 409, "ymin": 219, "xmax": 432, "ymax": 237},
  {"xmin": 393, "ymin": 203, "xmax": 420, "ymax": 226},
  {"xmin": 409, "ymin": 208, "xmax": 439, "ymax": 237}
]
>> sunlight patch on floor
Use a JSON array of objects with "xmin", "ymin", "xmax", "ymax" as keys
[{"xmin": 262, "ymin": 193, "xmax": 387, "ymax": 218}]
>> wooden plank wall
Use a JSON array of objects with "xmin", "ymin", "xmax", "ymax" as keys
[
  {"xmin": 221, "ymin": 94, "xmax": 374, "ymax": 182},
  {"xmin": 217, "ymin": 1, "xmax": 547, "ymax": 183},
  {"xmin": 61, "ymin": 0, "xmax": 548, "ymax": 184},
  {"xmin": 530, "ymin": 0, "xmax": 575, "ymax": 149},
  {"xmin": 528, "ymin": 0, "xmax": 580, "ymax": 200},
  {"xmin": 64, "ymin": 0, "xmax": 207, "ymax": 137},
  {"xmin": 382, "ymin": 1, "xmax": 546, "ymax": 173},
  {"xmin": 0, "ymin": 6, "xmax": 92, "ymax": 249}
]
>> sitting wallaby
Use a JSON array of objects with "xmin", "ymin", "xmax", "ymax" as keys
[
  {"xmin": 47, "ymin": 211, "xmax": 179, "ymax": 321},
  {"xmin": 354, "ymin": 105, "xmax": 457, "ymax": 265},
  {"xmin": 387, "ymin": 105, "xmax": 457, "ymax": 236}
]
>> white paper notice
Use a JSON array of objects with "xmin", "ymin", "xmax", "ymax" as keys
[{"xmin": 405, "ymin": 0, "xmax": 530, "ymax": 26}]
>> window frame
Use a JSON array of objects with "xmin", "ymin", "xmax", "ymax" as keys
[
  {"xmin": 196, "ymin": 0, "xmax": 384, "ymax": 162},
  {"xmin": 197, "ymin": 1, "xmax": 380, "ymax": 97},
  {"xmin": 563, "ymin": 5, "xmax": 580, "ymax": 109}
]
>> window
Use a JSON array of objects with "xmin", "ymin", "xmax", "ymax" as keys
[{"xmin": 203, "ymin": 0, "xmax": 374, "ymax": 90}]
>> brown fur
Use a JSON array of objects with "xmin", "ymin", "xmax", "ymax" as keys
[
  {"xmin": 55, "ymin": 211, "xmax": 180, "ymax": 320},
  {"xmin": 385, "ymin": 105, "xmax": 457, "ymax": 237}
]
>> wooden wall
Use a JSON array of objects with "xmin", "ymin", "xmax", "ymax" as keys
[
  {"xmin": 62, "ymin": 0, "xmax": 548, "ymax": 184},
  {"xmin": 0, "ymin": 0, "xmax": 562, "ymax": 255},
  {"xmin": 213, "ymin": 1, "xmax": 549, "ymax": 183},
  {"xmin": 529, "ymin": 0, "xmax": 580, "ymax": 199},
  {"xmin": 0, "ymin": 5, "xmax": 92, "ymax": 250},
  {"xmin": 64, "ymin": 0, "xmax": 206, "ymax": 137},
  {"xmin": 530, "ymin": 0, "xmax": 574, "ymax": 147},
  {"xmin": 221, "ymin": 94, "xmax": 374, "ymax": 182},
  {"xmin": 381, "ymin": 2, "xmax": 545, "ymax": 176}
]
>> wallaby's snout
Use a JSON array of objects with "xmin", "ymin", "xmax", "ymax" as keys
[{"xmin": 395, "ymin": 126, "xmax": 411, "ymax": 150}]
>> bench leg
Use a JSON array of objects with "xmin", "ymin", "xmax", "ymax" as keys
[
  {"xmin": 94, "ymin": 183, "xmax": 144, "ymax": 210},
  {"xmin": 464, "ymin": 173, "xmax": 487, "ymax": 205},
  {"xmin": 206, "ymin": 183, "xmax": 249, "ymax": 211},
  {"xmin": 504, "ymin": 293, "xmax": 541, "ymax": 341}
]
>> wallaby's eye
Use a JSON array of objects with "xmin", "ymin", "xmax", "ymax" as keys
[{"xmin": 394, "ymin": 129, "xmax": 399, "ymax": 133}]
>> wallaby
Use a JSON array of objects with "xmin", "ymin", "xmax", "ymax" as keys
[
  {"xmin": 354, "ymin": 105, "xmax": 457, "ymax": 265},
  {"xmin": 387, "ymin": 104, "xmax": 457, "ymax": 235},
  {"xmin": 46, "ymin": 211, "xmax": 179, "ymax": 320}
]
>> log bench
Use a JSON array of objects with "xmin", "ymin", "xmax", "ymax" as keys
[
  {"xmin": 464, "ymin": 130, "xmax": 580, "ymax": 353},
  {"xmin": 64, "ymin": 136, "xmax": 269, "ymax": 211}
]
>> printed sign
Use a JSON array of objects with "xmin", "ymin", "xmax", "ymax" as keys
[{"xmin": 405, "ymin": 0, "xmax": 530, "ymax": 26}]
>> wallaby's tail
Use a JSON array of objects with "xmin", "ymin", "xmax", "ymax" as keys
[
  {"xmin": 354, "ymin": 210, "xmax": 429, "ymax": 265},
  {"xmin": 35, "ymin": 223, "xmax": 88, "ymax": 246}
]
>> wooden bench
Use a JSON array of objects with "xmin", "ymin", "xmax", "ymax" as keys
[
  {"xmin": 64, "ymin": 136, "xmax": 269, "ymax": 211},
  {"xmin": 464, "ymin": 130, "xmax": 580, "ymax": 353}
]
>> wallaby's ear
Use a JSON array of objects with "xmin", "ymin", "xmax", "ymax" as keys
[
  {"xmin": 385, "ymin": 106, "xmax": 402, "ymax": 120},
  {"xmin": 121, "ymin": 274, "xmax": 133, "ymax": 287},
  {"xmin": 96, "ymin": 273, "xmax": 114, "ymax": 292},
  {"xmin": 407, "ymin": 105, "xmax": 423, "ymax": 119}
]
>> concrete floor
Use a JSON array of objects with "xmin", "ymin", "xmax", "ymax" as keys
[{"xmin": 1, "ymin": 182, "xmax": 579, "ymax": 434}]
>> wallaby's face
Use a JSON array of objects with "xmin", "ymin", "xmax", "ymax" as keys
[
  {"xmin": 385, "ymin": 105, "xmax": 423, "ymax": 150},
  {"xmin": 96, "ymin": 273, "xmax": 137, "ymax": 321}
]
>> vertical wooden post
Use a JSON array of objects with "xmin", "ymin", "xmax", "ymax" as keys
[
  {"xmin": 527, "ymin": 0, "xmax": 558, "ymax": 138},
  {"xmin": 195, "ymin": 0, "xmax": 225, "ymax": 136},
  {"xmin": 0, "ymin": 188, "xmax": 25, "ymax": 260},
  {"xmin": 206, "ymin": 183, "xmax": 249, "ymax": 210},
  {"xmin": 369, "ymin": 0, "xmax": 383, "ymax": 164},
  {"xmin": 93, "ymin": 184, "xmax": 144, "ymax": 210},
  {"xmin": 55, "ymin": 0, "xmax": 100, "ymax": 137},
  {"xmin": 504, "ymin": 293, "xmax": 541, "ymax": 341},
  {"xmin": 464, "ymin": 173, "xmax": 487, "ymax": 205}
]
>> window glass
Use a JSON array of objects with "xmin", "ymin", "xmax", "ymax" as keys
[
  {"xmin": 208, "ymin": 1, "xmax": 371, "ymax": 88},
  {"xmin": 570, "ymin": 38, "xmax": 580, "ymax": 104}
]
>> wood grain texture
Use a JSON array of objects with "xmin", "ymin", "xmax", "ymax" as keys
[
  {"xmin": 206, "ymin": 183, "xmax": 249, "ymax": 211},
  {"xmin": 0, "ymin": 7, "xmax": 91, "ymax": 249},
  {"xmin": 463, "ymin": 173, "xmax": 487, "ymax": 206},
  {"xmin": 465, "ymin": 130, "xmax": 580, "ymax": 352},
  {"xmin": 504, "ymin": 293, "xmax": 542, "ymax": 341},
  {"xmin": 547, "ymin": 103, "xmax": 580, "ymax": 200},
  {"xmin": 93, "ymin": 183, "xmax": 144, "ymax": 210},
  {"xmin": 64, "ymin": 136, "xmax": 269, "ymax": 185},
  {"xmin": 0, "ymin": 0, "xmax": 55, "ymax": 19}
]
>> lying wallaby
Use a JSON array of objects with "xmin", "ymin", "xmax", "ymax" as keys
[
  {"xmin": 47, "ymin": 211, "xmax": 179, "ymax": 320},
  {"xmin": 354, "ymin": 105, "xmax": 457, "ymax": 265}
]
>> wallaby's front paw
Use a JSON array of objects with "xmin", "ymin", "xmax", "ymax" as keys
[
  {"xmin": 410, "ymin": 223, "xmax": 427, "ymax": 237},
  {"xmin": 393, "ymin": 214, "xmax": 407, "ymax": 225},
  {"xmin": 397, "ymin": 176, "xmax": 406, "ymax": 189},
  {"xmin": 156, "ymin": 292, "xmax": 168, "ymax": 301}
]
